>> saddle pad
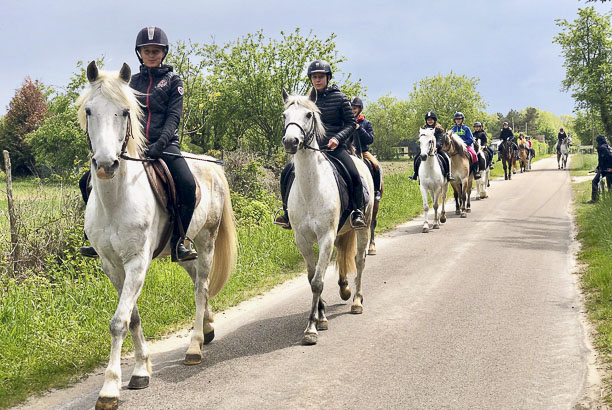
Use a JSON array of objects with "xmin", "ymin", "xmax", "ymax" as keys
[{"xmin": 435, "ymin": 154, "xmax": 449, "ymax": 176}]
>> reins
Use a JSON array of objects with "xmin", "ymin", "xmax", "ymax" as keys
[{"xmin": 283, "ymin": 120, "xmax": 332, "ymax": 153}]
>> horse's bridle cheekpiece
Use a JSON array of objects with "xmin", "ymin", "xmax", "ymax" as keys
[{"xmin": 283, "ymin": 118, "xmax": 331, "ymax": 153}]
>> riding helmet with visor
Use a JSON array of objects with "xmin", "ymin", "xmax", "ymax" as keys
[
  {"xmin": 454, "ymin": 112, "xmax": 464, "ymax": 120},
  {"xmin": 135, "ymin": 26, "xmax": 169, "ymax": 64},
  {"xmin": 474, "ymin": 121, "xmax": 482, "ymax": 127},
  {"xmin": 350, "ymin": 97, "xmax": 363, "ymax": 108},
  {"xmin": 307, "ymin": 60, "xmax": 333, "ymax": 81},
  {"xmin": 425, "ymin": 111, "xmax": 437, "ymax": 121}
]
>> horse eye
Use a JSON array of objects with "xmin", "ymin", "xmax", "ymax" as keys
[
  {"xmin": 85, "ymin": 108, "xmax": 91, "ymax": 115},
  {"xmin": 306, "ymin": 112, "xmax": 312, "ymax": 119}
]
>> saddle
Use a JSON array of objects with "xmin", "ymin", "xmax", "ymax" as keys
[
  {"xmin": 323, "ymin": 154, "xmax": 370, "ymax": 232},
  {"xmin": 143, "ymin": 160, "xmax": 202, "ymax": 259},
  {"xmin": 434, "ymin": 153, "xmax": 450, "ymax": 176}
]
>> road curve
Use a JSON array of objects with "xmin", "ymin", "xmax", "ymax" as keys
[{"xmin": 19, "ymin": 156, "xmax": 602, "ymax": 409}]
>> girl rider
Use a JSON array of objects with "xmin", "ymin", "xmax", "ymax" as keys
[
  {"xmin": 79, "ymin": 26, "xmax": 197, "ymax": 262},
  {"xmin": 498, "ymin": 121, "xmax": 518, "ymax": 161},
  {"xmin": 409, "ymin": 111, "xmax": 453, "ymax": 181},
  {"xmin": 349, "ymin": 96, "xmax": 382, "ymax": 201},
  {"xmin": 473, "ymin": 121, "xmax": 494, "ymax": 169},
  {"xmin": 275, "ymin": 60, "xmax": 366, "ymax": 230},
  {"xmin": 452, "ymin": 112, "xmax": 482, "ymax": 179}
]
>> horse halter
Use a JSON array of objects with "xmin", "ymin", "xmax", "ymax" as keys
[{"xmin": 85, "ymin": 110, "xmax": 133, "ymax": 160}]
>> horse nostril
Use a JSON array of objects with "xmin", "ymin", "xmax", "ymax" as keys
[
  {"xmin": 110, "ymin": 160, "xmax": 119, "ymax": 171},
  {"xmin": 91, "ymin": 158, "xmax": 98, "ymax": 169}
]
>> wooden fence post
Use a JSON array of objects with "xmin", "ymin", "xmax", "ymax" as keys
[{"xmin": 3, "ymin": 150, "xmax": 18, "ymax": 277}]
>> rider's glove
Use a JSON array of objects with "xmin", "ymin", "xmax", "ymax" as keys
[{"xmin": 145, "ymin": 141, "xmax": 165, "ymax": 159}]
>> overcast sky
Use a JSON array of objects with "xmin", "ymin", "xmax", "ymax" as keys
[{"xmin": 2, "ymin": 0, "xmax": 610, "ymax": 117}]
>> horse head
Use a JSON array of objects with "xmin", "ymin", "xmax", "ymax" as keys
[
  {"xmin": 76, "ymin": 61, "xmax": 144, "ymax": 179},
  {"xmin": 281, "ymin": 88, "xmax": 324, "ymax": 154},
  {"xmin": 418, "ymin": 127, "xmax": 436, "ymax": 160}
]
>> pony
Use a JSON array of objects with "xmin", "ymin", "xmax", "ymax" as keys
[
  {"xmin": 474, "ymin": 140, "xmax": 490, "ymax": 199},
  {"xmin": 500, "ymin": 139, "xmax": 515, "ymax": 180},
  {"xmin": 281, "ymin": 89, "xmax": 374, "ymax": 345},
  {"xmin": 558, "ymin": 136, "xmax": 571, "ymax": 169},
  {"xmin": 518, "ymin": 139, "xmax": 529, "ymax": 173},
  {"xmin": 442, "ymin": 130, "xmax": 473, "ymax": 218},
  {"xmin": 365, "ymin": 161, "xmax": 383, "ymax": 255},
  {"xmin": 77, "ymin": 62, "xmax": 237, "ymax": 410},
  {"xmin": 417, "ymin": 127, "xmax": 448, "ymax": 232}
]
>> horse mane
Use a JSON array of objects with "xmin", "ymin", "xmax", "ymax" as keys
[
  {"xmin": 449, "ymin": 132, "xmax": 467, "ymax": 153},
  {"xmin": 76, "ymin": 70, "xmax": 145, "ymax": 157},
  {"xmin": 283, "ymin": 94, "xmax": 326, "ymax": 143}
]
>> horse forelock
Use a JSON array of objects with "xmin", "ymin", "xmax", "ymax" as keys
[
  {"xmin": 450, "ymin": 132, "xmax": 467, "ymax": 153},
  {"xmin": 284, "ymin": 94, "xmax": 325, "ymax": 140},
  {"xmin": 76, "ymin": 70, "xmax": 145, "ymax": 157}
]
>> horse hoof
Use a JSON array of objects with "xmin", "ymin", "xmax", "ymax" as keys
[
  {"xmin": 367, "ymin": 247, "xmax": 377, "ymax": 255},
  {"xmin": 339, "ymin": 287, "xmax": 351, "ymax": 301},
  {"xmin": 466, "ymin": 208, "xmax": 471, "ymax": 213},
  {"xmin": 460, "ymin": 212, "xmax": 467, "ymax": 218},
  {"xmin": 204, "ymin": 329, "xmax": 215, "ymax": 345},
  {"xmin": 433, "ymin": 224, "xmax": 440, "ymax": 229},
  {"xmin": 455, "ymin": 210, "xmax": 461, "ymax": 215},
  {"xmin": 440, "ymin": 217, "xmax": 446, "ymax": 223},
  {"xmin": 317, "ymin": 320, "xmax": 329, "ymax": 331},
  {"xmin": 302, "ymin": 333, "xmax": 318, "ymax": 345},
  {"xmin": 95, "ymin": 396, "xmax": 118, "ymax": 410},
  {"xmin": 184, "ymin": 353, "xmax": 202, "ymax": 366},
  {"xmin": 422, "ymin": 226, "xmax": 429, "ymax": 233},
  {"xmin": 128, "ymin": 375, "xmax": 149, "ymax": 390},
  {"xmin": 350, "ymin": 304, "xmax": 363, "ymax": 314}
]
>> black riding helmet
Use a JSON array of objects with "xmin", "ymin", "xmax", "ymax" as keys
[
  {"xmin": 425, "ymin": 111, "xmax": 437, "ymax": 121},
  {"xmin": 135, "ymin": 26, "xmax": 169, "ymax": 64},
  {"xmin": 597, "ymin": 134, "xmax": 607, "ymax": 145},
  {"xmin": 454, "ymin": 112, "xmax": 464, "ymax": 121},
  {"xmin": 474, "ymin": 121, "xmax": 482, "ymax": 127},
  {"xmin": 307, "ymin": 60, "xmax": 333, "ymax": 81},
  {"xmin": 350, "ymin": 97, "xmax": 363, "ymax": 114}
]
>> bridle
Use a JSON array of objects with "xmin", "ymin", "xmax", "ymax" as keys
[
  {"xmin": 283, "ymin": 116, "xmax": 332, "ymax": 153},
  {"xmin": 85, "ymin": 110, "xmax": 133, "ymax": 160}
]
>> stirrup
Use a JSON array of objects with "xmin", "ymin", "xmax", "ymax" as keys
[
  {"xmin": 350, "ymin": 210, "xmax": 367, "ymax": 230},
  {"xmin": 171, "ymin": 236, "xmax": 198, "ymax": 262},
  {"xmin": 374, "ymin": 191, "xmax": 382, "ymax": 202},
  {"xmin": 273, "ymin": 208, "xmax": 291, "ymax": 229}
]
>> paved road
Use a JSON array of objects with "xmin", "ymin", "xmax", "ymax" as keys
[{"xmin": 21, "ymin": 157, "xmax": 603, "ymax": 409}]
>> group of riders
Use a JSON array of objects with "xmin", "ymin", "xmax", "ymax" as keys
[{"xmin": 78, "ymin": 26, "xmax": 612, "ymax": 262}]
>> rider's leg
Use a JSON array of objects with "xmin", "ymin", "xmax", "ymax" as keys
[
  {"xmin": 438, "ymin": 147, "xmax": 453, "ymax": 180},
  {"xmin": 478, "ymin": 152, "xmax": 486, "ymax": 174},
  {"xmin": 513, "ymin": 143, "xmax": 519, "ymax": 159},
  {"xmin": 163, "ymin": 145, "xmax": 198, "ymax": 261},
  {"xmin": 410, "ymin": 155, "xmax": 421, "ymax": 180},
  {"xmin": 329, "ymin": 147, "xmax": 367, "ymax": 229},
  {"xmin": 77, "ymin": 170, "xmax": 98, "ymax": 258},
  {"xmin": 274, "ymin": 162, "xmax": 294, "ymax": 228},
  {"xmin": 588, "ymin": 172, "xmax": 602, "ymax": 203}
]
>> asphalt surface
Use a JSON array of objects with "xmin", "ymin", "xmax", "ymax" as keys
[{"xmin": 19, "ymin": 156, "xmax": 603, "ymax": 409}]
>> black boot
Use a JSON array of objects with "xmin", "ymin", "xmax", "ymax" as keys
[
  {"xmin": 78, "ymin": 232, "xmax": 98, "ymax": 258},
  {"xmin": 473, "ymin": 163, "xmax": 481, "ymax": 180},
  {"xmin": 275, "ymin": 164, "xmax": 294, "ymax": 228},
  {"xmin": 273, "ymin": 208, "xmax": 291, "ymax": 229},
  {"xmin": 409, "ymin": 156, "xmax": 421, "ymax": 180},
  {"xmin": 587, "ymin": 186, "xmax": 599, "ymax": 204},
  {"xmin": 171, "ymin": 235, "xmax": 197, "ymax": 262},
  {"xmin": 351, "ymin": 189, "xmax": 367, "ymax": 230},
  {"xmin": 373, "ymin": 167, "xmax": 382, "ymax": 201}
]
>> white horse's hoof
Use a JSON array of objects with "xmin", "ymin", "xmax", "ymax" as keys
[
  {"xmin": 184, "ymin": 352, "xmax": 202, "ymax": 366},
  {"xmin": 317, "ymin": 319, "xmax": 328, "ymax": 331},
  {"xmin": 128, "ymin": 375, "xmax": 150, "ymax": 390},
  {"xmin": 95, "ymin": 396, "xmax": 119, "ymax": 410},
  {"xmin": 350, "ymin": 304, "xmax": 363, "ymax": 314},
  {"xmin": 302, "ymin": 332, "xmax": 318, "ymax": 345},
  {"xmin": 367, "ymin": 245, "xmax": 377, "ymax": 255},
  {"xmin": 433, "ymin": 224, "xmax": 440, "ymax": 229},
  {"xmin": 461, "ymin": 212, "xmax": 467, "ymax": 218},
  {"xmin": 422, "ymin": 226, "xmax": 429, "ymax": 233}
]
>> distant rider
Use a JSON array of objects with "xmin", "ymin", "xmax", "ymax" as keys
[
  {"xmin": 556, "ymin": 128, "xmax": 568, "ymax": 154},
  {"xmin": 587, "ymin": 134, "xmax": 612, "ymax": 203},
  {"xmin": 451, "ymin": 112, "xmax": 482, "ymax": 179},
  {"xmin": 350, "ymin": 97, "xmax": 382, "ymax": 201},
  {"xmin": 498, "ymin": 121, "xmax": 518, "ymax": 161},
  {"xmin": 472, "ymin": 121, "xmax": 494, "ymax": 169},
  {"xmin": 410, "ymin": 111, "xmax": 453, "ymax": 181}
]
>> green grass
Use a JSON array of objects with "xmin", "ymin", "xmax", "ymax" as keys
[
  {"xmin": 570, "ymin": 153, "xmax": 598, "ymax": 177},
  {"xmin": 0, "ymin": 163, "xmax": 432, "ymax": 408}
]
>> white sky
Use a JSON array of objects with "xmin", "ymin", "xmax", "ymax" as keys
[{"xmin": 2, "ymin": 0, "xmax": 610, "ymax": 116}]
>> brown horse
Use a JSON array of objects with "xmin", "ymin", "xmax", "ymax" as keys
[
  {"xmin": 442, "ymin": 131, "xmax": 474, "ymax": 218},
  {"xmin": 500, "ymin": 140, "xmax": 515, "ymax": 180},
  {"xmin": 518, "ymin": 142, "xmax": 529, "ymax": 173},
  {"xmin": 363, "ymin": 159, "xmax": 383, "ymax": 255}
]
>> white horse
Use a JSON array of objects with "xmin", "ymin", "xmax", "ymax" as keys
[
  {"xmin": 281, "ymin": 89, "xmax": 374, "ymax": 345},
  {"xmin": 77, "ymin": 62, "xmax": 237, "ymax": 410},
  {"xmin": 558, "ymin": 136, "xmax": 571, "ymax": 169},
  {"xmin": 417, "ymin": 127, "xmax": 448, "ymax": 232}
]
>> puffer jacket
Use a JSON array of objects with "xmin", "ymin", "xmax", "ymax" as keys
[
  {"xmin": 130, "ymin": 64, "xmax": 183, "ymax": 148},
  {"xmin": 473, "ymin": 129, "xmax": 488, "ymax": 146},
  {"xmin": 314, "ymin": 85, "xmax": 356, "ymax": 148},
  {"xmin": 499, "ymin": 127, "xmax": 514, "ymax": 141},
  {"xmin": 597, "ymin": 142, "xmax": 612, "ymax": 171},
  {"xmin": 352, "ymin": 115, "xmax": 374, "ymax": 155}
]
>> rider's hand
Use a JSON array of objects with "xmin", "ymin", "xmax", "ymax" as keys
[
  {"xmin": 327, "ymin": 137, "xmax": 339, "ymax": 150},
  {"xmin": 145, "ymin": 141, "xmax": 165, "ymax": 159}
]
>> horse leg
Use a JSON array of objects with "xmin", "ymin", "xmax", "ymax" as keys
[
  {"xmin": 454, "ymin": 187, "xmax": 460, "ymax": 215},
  {"xmin": 466, "ymin": 179, "xmax": 472, "ymax": 213},
  {"xmin": 97, "ymin": 259, "xmax": 147, "ymax": 410},
  {"xmin": 351, "ymin": 229, "xmax": 369, "ymax": 314},
  {"xmin": 303, "ymin": 233, "xmax": 334, "ymax": 345},
  {"xmin": 460, "ymin": 182, "xmax": 467, "ymax": 218},
  {"xmin": 183, "ymin": 236, "xmax": 215, "ymax": 365},
  {"xmin": 368, "ymin": 202, "xmax": 379, "ymax": 255},
  {"xmin": 126, "ymin": 305, "xmax": 152, "ymax": 390},
  {"xmin": 432, "ymin": 188, "xmax": 440, "ymax": 229},
  {"xmin": 420, "ymin": 185, "xmax": 430, "ymax": 233},
  {"xmin": 440, "ymin": 182, "xmax": 448, "ymax": 223}
]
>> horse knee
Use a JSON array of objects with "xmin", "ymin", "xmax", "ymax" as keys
[
  {"xmin": 310, "ymin": 278, "xmax": 324, "ymax": 295},
  {"xmin": 110, "ymin": 317, "xmax": 128, "ymax": 338}
]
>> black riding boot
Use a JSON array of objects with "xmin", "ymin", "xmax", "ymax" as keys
[
  {"xmin": 373, "ymin": 167, "xmax": 382, "ymax": 201},
  {"xmin": 78, "ymin": 232, "xmax": 99, "ymax": 258},
  {"xmin": 171, "ymin": 199, "xmax": 198, "ymax": 262},
  {"xmin": 473, "ymin": 162, "xmax": 481, "ymax": 180},
  {"xmin": 77, "ymin": 171, "xmax": 98, "ymax": 258},
  {"xmin": 351, "ymin": 188, "xmax": 367, "ymax": 230},
  {"xmin": 274, "ymin": 163, "xmax": 293, "ymax": 229},
  {"xmin": 478, "ymin": 154, "xmax": 486, "ymax": 176},
  {"xmin": 410, "ymin": 156, "xmax": 421, "ymax": 180}
]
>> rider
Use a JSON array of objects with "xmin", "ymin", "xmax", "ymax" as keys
[
  {"xmin": 274, "ymin": 60, "xmax": 366, "ymax": 230},
  {"xmin": 472, "ymin": 121, "xmax": 495, "ymax": 169},
  {"xmin": 556, "ymin": 128, "xmax": 568, "ymax": 154},
  {"xmin": 79, "ymin": 26, "xmax": 197, "ymax": 262},
  {"xmin": 587, "ymin": 134, "xmax": 612, "ymax": 203},
  {"xmin": 409, "ymin": 111, "xmax": 453, "ymax": 181},
  {"xmin": 526, "ymin": 135, "xmax": 535, "ymax": 159},
  {"xmin": 350, "ymin": 97, "xmax": 382, "ymax": 201},
  {"xmin": 451, "ymin": 112, "xmax": 482, "ymax": 179},
  {"xmin": 498, "ymin": 121, "xmax": 518, "ymax": 161}
]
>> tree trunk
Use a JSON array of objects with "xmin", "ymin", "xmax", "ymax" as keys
[{"xmin": 3, "ymin": 150, "xmax": 19, "ymax": 277}]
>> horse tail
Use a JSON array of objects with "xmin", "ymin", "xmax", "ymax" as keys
[
  {"xmin": 208, "ymin": 167, "xmax": 238, "ymax": 298},
  {"xmin": 336, "ymin": 230, "xmax": 357, "ymax": 279}
]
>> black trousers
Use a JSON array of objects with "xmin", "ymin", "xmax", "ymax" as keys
[
  {"xmin": 280, "ymin": 146, "xmax": 364, "ymax": 214},
  {"xmin": 78, "ymin": 144, "xmax": 197, "ymax": 240}
]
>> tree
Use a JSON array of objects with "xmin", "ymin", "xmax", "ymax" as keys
[
  {"xmin": 554, "ymin": 8, "xmax": 612, "ymax": 135},
  {"xmin": 405, "ymin": 72, "xmax": 488, "ymax": 136},
  {"xmin": 0, "ymin": 77, "xmax": 47, "ymax": 175}
]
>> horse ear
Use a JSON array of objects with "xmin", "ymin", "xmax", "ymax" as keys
[
  {"xmin": 87, "ymin": 61, "xmax": 99, "ymax": 83},
  {"xmin": 282, "ymin": 89, "xmax": 289, "ymax": 103},
  {"xmin": 119, "ymin": 63, "xmax": 131, "ymax": 83},
  {"xmin": 308, "ymin": 87, "xmax": 317, "ymax": 102}
]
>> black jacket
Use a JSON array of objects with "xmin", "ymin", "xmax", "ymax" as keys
[
  {"xmin": 314, "ymin": 85, "xmax": 356, "ymax": 148},
  {"xmin": 558, "ymin": 132, "xmax": 567, "ymax": 142},
  {"xmin": 352, "ymin": 116, "xmax": 374, "ymax": 155},
  {"xmin": 130, "ymin": 64, "xmax": 183, "ymax": 148},
  {"xmin": 597, "ymin": 142, "xmax": 612, "ymax": 171},
  {"xmin": 499, "ymin": 128, "xmax": 514, "ymax": 141},
  {"xmin": 473, "ymin": 129, "xmax": 488, "ymax": 146},
  {"xmin": 424, "ymin": 123, "xmax": 446, "ymax": 147}
]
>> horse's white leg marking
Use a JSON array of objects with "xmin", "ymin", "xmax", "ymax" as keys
[
  {"xmin": 99, "ymin": 257, "xmax": 147, "ymax": 401},
  {"xmin": 432, "ymin": 188, "xmax": 440, "ymax": 228},
  {"xmin": 420, "ymin": 184, "xmax": 430, "ymax": 232},
  {"xmin": 351, "ymin": 229, "xmax": 369, "ymax": 313},
  {"xmin": 303, "ymin": 233, "xmax": 334, "ymax": 344}
]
